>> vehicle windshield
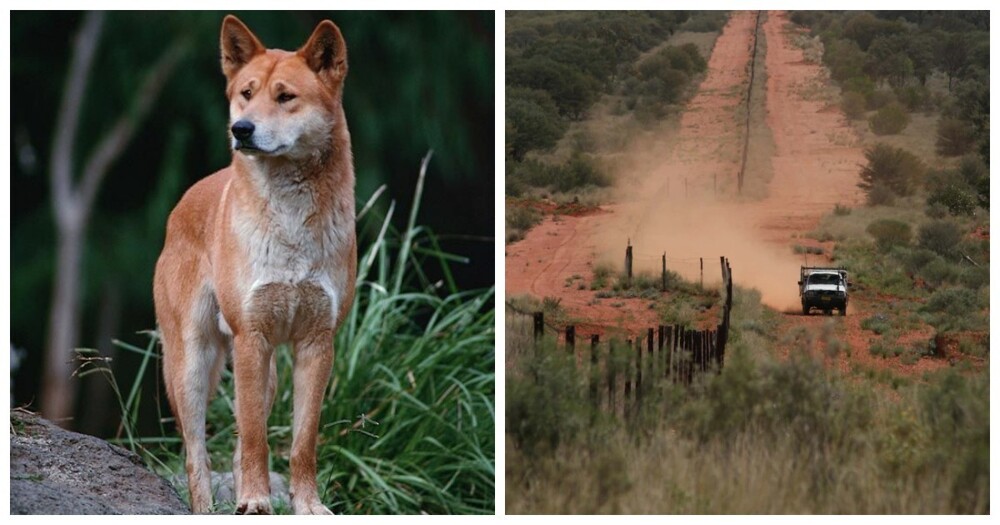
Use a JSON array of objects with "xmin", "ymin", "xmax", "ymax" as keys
[{"xmin": 808, "ymin": 273, "xmax": 841, "ymax": 286}]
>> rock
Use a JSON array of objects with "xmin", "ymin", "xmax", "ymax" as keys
[{"xmin": 10, "ymin": 409, "xmax": 189, "ymax": 515}]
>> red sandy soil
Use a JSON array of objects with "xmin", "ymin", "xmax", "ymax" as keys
[{"xmin": 505, "ymin": 11, "xmax": 968, "ymax": 376}]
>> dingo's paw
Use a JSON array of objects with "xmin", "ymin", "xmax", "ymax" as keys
[
  {"xmin": 235, "ymin": 496, "xmax": 273, "ymax": 515},
  {"xmin": 293, "ymin": 497, "xmax": 333, "ymax": 515}
]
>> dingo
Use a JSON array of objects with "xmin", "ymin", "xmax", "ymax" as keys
[{"xmin": 154, "ymin": 15, "xmax": 355, "ymax": 514}]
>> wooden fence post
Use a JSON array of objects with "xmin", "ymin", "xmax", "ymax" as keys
[
  {"xmin": 565, "ymin": 325, "xmax": 575, "ymax": 355},
  {"xmin": 661, "ymin": 252, "xmax": 667, "ymax": 292},
  {"xmin": 625, "ymin": 241, "xmax": 633, "ymax": 288},
  {"xmin": 700, "ymin": 257, "xmax": 704, "ymax": 289},
  {"xmin": 533, "ymin": 311, "xmax": 544, "ymax": 341}
]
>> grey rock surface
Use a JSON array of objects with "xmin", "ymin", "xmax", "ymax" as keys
[{"xmin": 10, "ymin": 409, "xmax": 190, "ymax": 515}]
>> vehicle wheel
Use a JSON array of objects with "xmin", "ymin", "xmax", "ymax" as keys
[
  {"xmin": 840, "ymin": 305, "xmax": 847, "ymax": 317},
  {"xmin": 802, "ymin": 304, "xmax": 810, "ymax": 316},
  {"xmin": 824, "ymin": 309, "xmax": 832, "ymax": 316}
]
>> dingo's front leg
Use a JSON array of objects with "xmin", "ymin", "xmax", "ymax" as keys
[
  {"xmin": 232, "ymin": 332, "xmax": 274, "ymax": 515},
  {"xmin": 289, "ymin": 335, "xmax": 334, "ymax": 515}
]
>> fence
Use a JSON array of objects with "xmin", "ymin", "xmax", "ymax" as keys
[{"xmin": 507, "ymin": 256, "xmax": 734, "ymax": 418}]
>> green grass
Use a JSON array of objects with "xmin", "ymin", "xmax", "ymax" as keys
[{"xmin": 94, "ymin": 157, "xmax": 494, "ymax": 514}]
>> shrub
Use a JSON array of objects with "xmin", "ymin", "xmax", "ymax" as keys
[
  {"xmin": 866, "ymin": 219, "xmax": 911, "ymax": 252},
  {"xmin": 921, "ymin": 287, "xmax": 983, "ymax": 332},
  {"xmin": 506, "ymin": 206, "xmax": 542, "ymax": 243},
  {"xmin": 553, "ymin": 153, "xmax": 610, "ymax": 191},
  {"xmin": 860, "ymin": 313, "xmax": 891, "ymax": 335},
  {"xmin": 507, "ymin": 348, "xmax": 589, "ymax": 455},
  {"xmin": 833, "ymin": 203, "xmax": 852, "ymax": 216},
  {"xmin": 918, "ymin": 220, "xmax": 962, "ymax": 256},
  {"xmin": 506, "ymin": 87, "xmax": 568, "ymax": 160},
  {"xmin": 894, "ymin": 85, "xmax": 929, "ymax": 112},
  {"xmin": 866, "ymin": 183, "xmax": 896, "ymax": 205},
  {"xmin": 926, "ymin": 184, "xmax": 977, "ymax": 216},
  {"xmin": 865, "ymin": 89, "xmax": 896, "ymax": 111},
  {"xmin": 858, "ymin": 143, "xmax": 924, "ymax": 202},
  {"xmin": 842, "ymin": 75, "xmax": 875, "ymax": 97},
  {"xmin": 935, "ymin": 118, "xmax": 975, "ymax": 157},
  {"xmin": 841, "ymin": 91, "xmax": 867, "ymax": 120},
  {"xmin": 959, "ymin": 265, "xmax": 989, "ymax": 291},
  {"xmin": 868, "ymin": 102, "xmax": 910, "ymax": 135},
  {"xmin": 892, "ymin": 246, "xmax": 939, "ymax": 274},
  {"xmin": 918, "ymin": 258, "xmax": 959, "ymax": 288}
]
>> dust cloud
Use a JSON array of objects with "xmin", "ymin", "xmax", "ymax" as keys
[{"xmin": 586, "ymin": 114, "xmax": 807, "ymax": 312}]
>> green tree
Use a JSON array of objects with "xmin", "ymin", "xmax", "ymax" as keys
[
  {"xmin": 935, "ymin": 118, "xmax": 975, "ymax": 157},
  {"xmin": 507, "ymin": 55, "xmax": 601, "ymax": 119},
  {"xmin": 505, "ymin": 87, "xmax": 566, "ymax": 161},
  {"xmin": 858, "ymin": 143, "xmax": 924, "ymax": 203},
  {"xmin": 937, "ymin": 33, "xmax": 970, "ymax": 91}
]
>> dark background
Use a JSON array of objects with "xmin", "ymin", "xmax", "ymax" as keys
[{"xmin": 10, "ymin": 11, "xmax": 494, "ymax": 436}]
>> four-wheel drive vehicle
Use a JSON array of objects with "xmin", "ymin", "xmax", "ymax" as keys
[{"xmin": 798, "ymin": 267, "xmax": 849, "ymax": 316}]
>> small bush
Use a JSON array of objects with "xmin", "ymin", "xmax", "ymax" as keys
[
  {"xmin": 894, "ymin": 85, "xmax": 929, "ymax": 112},
  {"xmin": 554, "ymin": 153, "xmax": 611, "ymax": 192},
  {"xmin": 959, "ymin": 265, "xmax": 989, "ymax": 291},
  {"xmin": 866, "ymin": 184, "xmax": 896, "ymax": 205},
  {"xmin": 918, "ymin": 258, "xmax": 959, "ymax": 288},
  {"xmin": 927, "ymin": 184, "xmax": 977, "ymax": 216},
  {"xmin": 833, "ymin": 203, "xmax": 852, "ymax": 216},
  {"xmin": 918, "ymin": 220, "xmax": 962, "ymax": 256},
  {"xmin": 866, "ymin": 219, "xmax": 911, "ymax": 252},
  {"xmin": 507, "ymin": 205, "xmax": 541, "ymax": 231},
  {"xmin": 861, "ymin": 313, "xmax": 891, "ymax": 335},
  {"xmin": 841, "ymin": 91, "xmax": 867, "ymax": 120},
  {"xmin": 507, "ymin": 349, "xmax": 589, "ymax": 455},
  {"xmin": 868, "ymin": 102, "xmax": 910, "ymax": 135},
  {"xmin": 921, "ymin": 287, "xmax": 983, "ymax": 332},
  {"xmin": 892, "ymin": 246, "xmax": 939, "ymax": 274},
  {"xmin": 935, "ymin": 118, "xmax": 975, "ymax": 157},
  {"xmin": 865, "ymin": 89, "xmax": 896, "ymax": 111}
]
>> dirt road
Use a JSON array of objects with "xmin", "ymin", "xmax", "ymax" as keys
[{"xmin": 505, "ymin": 11, "xmax": 951, "ymax": 374}]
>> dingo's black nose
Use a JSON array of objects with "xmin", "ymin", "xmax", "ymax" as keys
[{"xmin": 231, "ymin": 120, "xmax": 255, "ymax": 140}]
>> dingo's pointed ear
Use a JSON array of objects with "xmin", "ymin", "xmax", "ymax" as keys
[
  {"xmin": 220, "ymin": 15, "xmax": 264, "ymax": 80},
  {"xmin": 298, "ymin": 20, "xmax": 348, "ymax": 83}
]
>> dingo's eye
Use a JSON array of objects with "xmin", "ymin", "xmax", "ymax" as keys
[
  {"xmin": 277, "ymin": 93, "xmax": 297, "ymax": 103},
  {"xmin": 241, "ymin": 89, "xmax": 252, "ymax": 100}
]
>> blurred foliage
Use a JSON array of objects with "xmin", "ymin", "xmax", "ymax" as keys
[{"xmin": 10, "ymin": 11, "xmax": 493, "ymax": 428}]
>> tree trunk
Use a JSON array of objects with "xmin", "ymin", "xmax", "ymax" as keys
[{"xmin": 42, "ymin": 223, "xmax": 85, "ymax": 424}]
